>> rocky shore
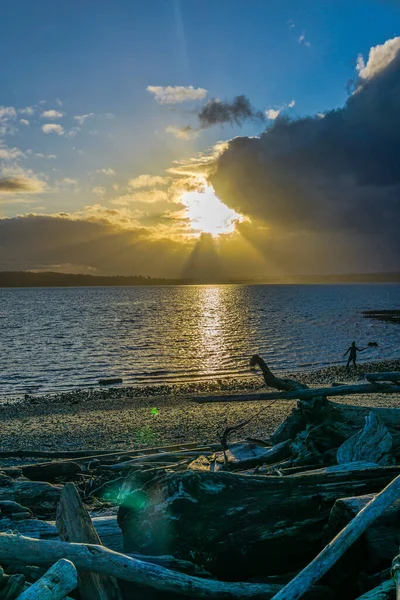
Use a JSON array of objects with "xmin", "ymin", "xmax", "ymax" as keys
[{"xmin": 1, "ymin": 358, "xmax": 400, "ymax": 454}]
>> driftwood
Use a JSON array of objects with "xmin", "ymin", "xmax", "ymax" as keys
[
  {"xmin": 192, "ymin": 382, "xmax": 400, "ymax": 404},
  {"xmin": 0, "ymin": 533, "xmax": 333, "ymax": 600},
  {"xmin": 21, "ymin": 461, "xmax": 81, "ymax": 483},
  {"xmin": 17, "ymin": 559, "xmax": 77, "ymax": 600},
  {"xmin": 250, "ymin": 355, "xmax": 308, "ymax": 391},
  {"xmin": 0, "ymin": 515, "xmax": 124, "ymax": 553},
  {"xmin": 0, "ymin": 568, "xmax": 25, "ymax": 599},
  {"xmin": 189, "ymin": 441, "xmax": 290, "ymax": 472},
  {"xmin": 118, "ymin": 467, "xmax": 400, "ymax": 579},
  {"xmin": 355, "ymin": 579, "xmax": 395, "ymax": 599},
  {"xmin": 0, "ymin": 476, "xmax": 61, "ymax": 516},
  {"xmin": 337, "ymin": 412, "xmax": 394, "ymax": 466},
  {"xmin": 270, "ymin": 475, "xmax": 400, "ymax": 600},
  {"xmin": 325, "ymin": 493, "xmax": 400, "ymax": 592},
  {"xmin": 56, "ymin": 483, "xmax": 122, "ymax": 600}
]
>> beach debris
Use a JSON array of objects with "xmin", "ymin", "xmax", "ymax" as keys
[
  {"xmin": 1, "ymin": 361, "xmax": 400, "ymax": 598},
  {"xmin": 56, "ymin": 483, "xmax": 122, "ymax": 599},
  {"xmin": 98, "ymin": 378, "xmax": 123, "ymax": 386},
  {"xmin": 336, "ymin": 412, "xmax": 393, "ymax": 466},
  {"xmin": 17, "ymin": 559, "xmax": 77, "ymax": 600}
]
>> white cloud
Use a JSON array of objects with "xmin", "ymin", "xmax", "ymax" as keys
[
  {"xmin": 298, "ymin": 33, "xmax": 311, "ymax": 48},
  {"xmin": 0, "ymin": 146, "xmax": 25, "ymax": 161},
  {"xmin": 128, "ymin": 174, "xmax": 169, "ymax": 189},
  {"xmin": 66, "ymin": 127, "xmax": 81, "ymax": 139},
  {"xmin": 41, "ymin": 109, "xmax": 64, "ymax": 119},
  {"xmin": 92, "ymin": 186, "xmax": 106, "ymax": 196},
  {"xmin": 35, "ymin": 153, "xmax": 57, "ymax": 160},
  {"xmin": 266, "ymin": 108, "xmax": 281, "ymax": 120},
  {"xmin": 20, "ymin": 119, "xmax": 29, "ymax": 126},
  {"xmin": 57, "ymin": 177, "xmax": 78, "ymax": 190},
  {"xmin": 356, "ymin": 53, "xmax": 365, "ymax": 72},
  {"xmin": 41, "ymin": 123, "xmax": 64, "ymax": 135},
  {"xmin": 288, "ymin": 20, "xmax": 295, "ymax": 30},
  {"xmin": 56, "ymin": 98, "xmax": 63, "ymax": 107},
  {"xmin": 73, "ymin": 113, "xmax": 94, "ymax": 125},
  {"xmin": 18, "ymin": 106, "xmax": 35, "ymax": 116},
  {"xmin": 358, "ymin": 37, "xmax": 400, "ymax": 81},
  {"xmin": 166, "ymin": 125, "xmax": 198, "ymax": 140},
  {"xmin": 0, "ymin": 106, "xmax": 17, "ymax": 120},
  {"xmin": 288, "ymin": 99, "xmax": 296, "ymax": 108},
  {"xmin": 96, "ymin": 168, "xmax": 116, "ymax": 176},
  {"xmin": 147, "ymin": 85, "xmax": 208, "ymax": 104}
]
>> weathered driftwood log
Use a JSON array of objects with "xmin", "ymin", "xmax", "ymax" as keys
[
  {"xmin": 250, "ymin": 355, "xmax": 308, "ymax": 391},
  {"xmin": 189, "ymin": 441, "xmax": 290, "ymax": 472},
  {"xmin": 270, "ymin": 475, "xmax": 400, "ymax": 600},
  {"xmin": 56, "ymin": 483, "xmax": 122, "ymax": 600},
  {"xmin": 391, "ymin": 554, "xmax": 400, "ymax": 600},
  {"xmin": 0, "ymin": 533, "xmax": 332, "ymax": 599},
  {"xmin": 365, "ymin": 372, "xmax": 400, "ymax": 384},
  {"xmin": 355, "ymin": 579, "xmax": 395, "ymax": 599},
  {"xmin": 0, "ymin": 568, "xmax": 25, "ymax": 599},
  {"xmin": 0, "ymin": 475, "xmax": 61, "ymax": 516},
  {"xmin": 106, "ymin": 448, "xmax": 218, "ymax": 471},
  {"xmin": 0, "ymin": 515, "xmax": 124, "ymax": 553},
  {"xmin": 21, "ymin": 461, "xmax": 81, "ymax": 483},
  {"xmin": 118, "ymin": 467, "xmax": 400, "ymax": 579},
  {"xmin": 325, "ymin": 494, "xmax": 400, "ymax": 593},
  {"xmin": 192, "ymin": 383, "xmax": 400, "ymax": 404},
  {"xmin": 337, "ymin": 412, "xmax": 394, "ymax": 466},
  {"xmin": 17, "ymin": 559, "xmax": 77, "ymax": 600}
]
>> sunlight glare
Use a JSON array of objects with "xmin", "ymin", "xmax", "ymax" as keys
[{"xmin": 182, "ymin": 183, "xmax": 243, "ymax": 236}]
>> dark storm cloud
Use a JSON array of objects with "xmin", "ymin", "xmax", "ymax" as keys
[
  {"xmin": 210, "ymin": 41, "xmax": 400, "ymax": 250},
  {"xmin": 0, "ymin": 215, "xmax": 189, "ymax": 276},
  {"xmin": 198, "ymin": 95, "xmax": 265, "ymax": 128}
]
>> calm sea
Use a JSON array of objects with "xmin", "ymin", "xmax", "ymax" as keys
[{"xmin": 0, "ymin": 284, "xmax": 399, "ymax": 396}]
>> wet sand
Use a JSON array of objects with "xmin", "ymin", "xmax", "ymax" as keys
[{"xmin": 1, "ymin": 359, "xmax": 399, "ymax": 453}]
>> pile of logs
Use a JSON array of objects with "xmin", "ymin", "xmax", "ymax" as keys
[{"xmin": 1, "ymin": 357, "xmax": 400, "ymax": 599}]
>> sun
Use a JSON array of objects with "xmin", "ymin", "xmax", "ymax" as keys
[{"xmin": 182, "ymin": 183, "xmax": 243, "ymax": 236}]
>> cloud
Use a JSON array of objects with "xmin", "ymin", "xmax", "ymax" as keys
[
  {"xmin": 73, "ymin": 113, "xmax": 94, "ymax": 125},
  {"xmin": 0, "ymin": 176, "xmax": 45, "ymax": 194},
  {"xmin": 57, "ymin": 178, "xmax": 78, "ymax": 190},
  {"xmin": 147, "ymin": 85, "xmax": 208, "ymax": 104},
  {"xmin": 18, "ymin": 106, "xmax": 35, "ymax": 116},
  {"xmin": 91, "ymin": 186, "xmax": 106, "ymax": 197},
  {"xmin": 265, "ymin": 108, "xmax": 281, "ymax": 120},
  {"xmin": 206, "ymin": 36, "xmax": 400, "ymax": 268},
  {"xmin": 265, "ymin": 99, "xmax": 296, "ymax": 120},
  {"xmin": 41, "ymin": 123, "xmax": 64, "ymax": 135},
  {"xmin": 357, "ymin": 36, "xmax": 400, "ymax": 82},
  {"xmin": 96, "ymin": 168, "xmax": 116, "ymax": 177},
  {"xmin": 66, "ymin": 127, "xmax": 81, "ymax": 139},
  {"xmin": 0, "ymin": 106, "xmax": 18, "ymax": 135},
  {"xmin": 41, "ymin": 109, "xmax": 64, "ymax": 119},
  {"xmin": 20, "ymin": 119, "xmax": 29, "ymax": 126},
  {"xmin": 298, "ymin": 33, "xmax": 311, "ymax": 47},
  {"xmin": 0, "ymin": 146, "xmax": 25, "ymax": 161},
  {"xmin": 197, "ymin": 95, "xmax": 265, "ymax": 129},
  {"xmin": 0, "ymin": 106, "xmax": 17, "ymax": 120},
  {"xmin": 166, "ymin": 125, "xmax": 198, "ymax": 139},
  {"xmin": 128, "ymin": 174, "xmax": 169, "ymax": 189}
]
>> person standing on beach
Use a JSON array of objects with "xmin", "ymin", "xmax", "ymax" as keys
[{"xmin": 343, "ymin": 341, "xmax": 364, "ymax": 369}]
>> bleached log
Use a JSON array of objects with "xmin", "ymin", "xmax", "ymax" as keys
[
  {"xmin": 0, "ymin": 533, "xmax": 298, "ymax": 599},
  {"xmin": 107, "ymin": 448, "xmax": 216, "ymax": 471},
  {"xmin": 270, "ymin": 474, "xmax": 400, "ymax": 600},
  {"xmin": 56, "ymin": 483, "xmax": 122, "ymax": 600},
  {"xmin": 337, "ymin": 412, "xmax": 393, "ymax": 466},
  {"xmin": 17, "ymin": 559, "xmax": 77, "ymax": 600},
  {"xmin": 355, "ymin": 580, "xmax": 395, "ymax": 599},
  {"xmin": 192, "ymin": 383, "xmax": 400, "ymax": 404}
]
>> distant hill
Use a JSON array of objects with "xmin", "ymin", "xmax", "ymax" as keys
[{"xmin": 0, "ymin": 271, "xmax": 399, "ymax": 287}]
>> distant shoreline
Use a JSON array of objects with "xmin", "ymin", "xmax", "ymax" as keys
[{"xmin": 1, "ymin": 271, "xmax": 400, "ymax": 287}]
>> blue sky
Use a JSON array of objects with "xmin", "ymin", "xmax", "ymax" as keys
[{"xmin": 1, "ymin": 0, "xmax": 399, "ymax": 276}]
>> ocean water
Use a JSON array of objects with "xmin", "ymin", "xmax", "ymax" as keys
[{"xmin": 0, "ymin": 284, "xmax": 399, "ymax": 396}]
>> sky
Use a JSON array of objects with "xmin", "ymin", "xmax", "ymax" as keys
[{"xmin": 1, "ymin": 0, "xmax": 400, "ymax": 279}]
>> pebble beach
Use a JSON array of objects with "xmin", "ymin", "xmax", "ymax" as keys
[{"xmin": 1, "ymin": 358, "xmax": 400, "ymax": 453}]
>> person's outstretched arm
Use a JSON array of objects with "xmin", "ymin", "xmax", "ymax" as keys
[{"xmin": 343, "ymin": 347, "xmax": 350, "ymax": 357}]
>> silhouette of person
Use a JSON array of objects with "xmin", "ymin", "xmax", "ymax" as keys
[{"xmin": 343, "ymin": 341, "xmax": 364, "ymax": 369}]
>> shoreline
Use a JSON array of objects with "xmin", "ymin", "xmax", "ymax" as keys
[{"xmin": 1, "ymin": 358, "xmax": 400, "ymax": 454}]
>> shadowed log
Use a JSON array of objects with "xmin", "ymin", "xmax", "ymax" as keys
[
  {"xmin": 56, "ymin": 483, "xmax": 122, "ymax": 600},
  {"xmin": 0, "ymin": 476, "xmax": 61, "ymax": 517},
  {"xmin": 337, "ymin": 413, "xmax": 394, "ymax": 466},
  {"xmin": 118, "ymin": 467, "xmax": 400, "ymax": 580}
]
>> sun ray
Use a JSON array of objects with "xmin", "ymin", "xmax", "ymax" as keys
[{"xmin": 182, "ymin": 183, "xmax": 244, "ymax": 236}]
